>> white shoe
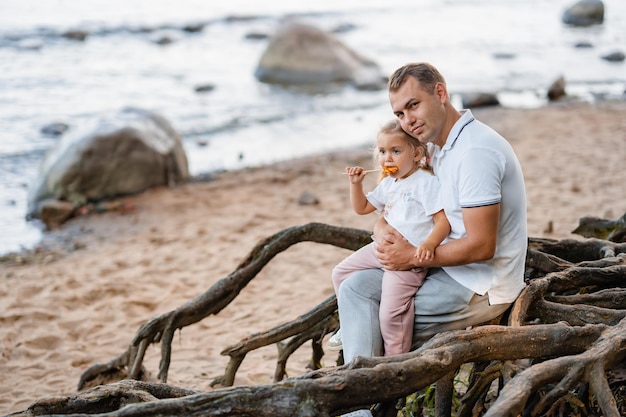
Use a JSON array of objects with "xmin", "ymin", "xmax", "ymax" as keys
[
  {"xmin": 327, "ymin": 328, "xmax": 343, "ymax": 351},
  {"xmin": 340, "ymin": 410, "xmax": 373, "ymax": 417}
]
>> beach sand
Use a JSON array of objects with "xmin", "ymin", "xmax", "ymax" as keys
[{"xmin": 1, "ymin": 100, "xmax": 625, "ymax": 414}]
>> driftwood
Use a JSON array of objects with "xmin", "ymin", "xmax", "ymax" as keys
[
  {"xmin": 8, "ymin": 221, "xmax": 626, "ymax": 417},
  {"xmin": 571, "ymin": 211, "xmax": 626, "ymax": 243}
]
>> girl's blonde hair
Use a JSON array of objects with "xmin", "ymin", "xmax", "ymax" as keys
[{"xmin": 373, "ymin": 119, "xmax": 433, "ymax": 182}]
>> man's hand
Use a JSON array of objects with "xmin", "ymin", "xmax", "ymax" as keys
[{"xmin": 373, "ymin": 218, "xmax": 420, "ymax": 270}]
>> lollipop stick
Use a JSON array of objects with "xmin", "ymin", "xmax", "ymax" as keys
[{"xmin": 341, "ymin": 169, "xmax": 381, "ymax": 174}]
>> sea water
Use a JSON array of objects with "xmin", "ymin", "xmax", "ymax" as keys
[{"xmin": 0, "ymin": 0, "xmax": 624, "ymax": 254}]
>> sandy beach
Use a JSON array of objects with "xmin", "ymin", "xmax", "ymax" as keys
[{"xmin": 1, "ymin": 100, "xmax": 625, "ymax": 414}]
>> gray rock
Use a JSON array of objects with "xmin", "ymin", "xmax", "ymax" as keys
[
  {"xmin": 562, "ymin": 0, "xmax": 604, "ymax": 26},
  {"xmin": 245, "ymin": 31, "xmax": 269, "ymax": 40},
  {"xmin": 601, "ymin": 50, "xmax": 625, "ymax": 62},
  {"xmin": 183, "ymin": 23, "xmax": 205, "ymax": 33},
  {"xmin": 38, "ymin": 199, "xmax": 75, "ymax": 230},
  {"xmin": 194, "ymin": 83, "xmax": 216, "ymax": 93},
  {"xmin": 254, "ymin": 20, "xmax": 387, "ymax": 91},
  {"xmin": 27, "ymin": 107, "xmax": 189, "ymax": 219},
  {"xmin": 62, "ymin": 30, "xmax": 88, "ymax": 41},
  {"xmin": 461, "ymin": 93, "xmax": 500, "ymax": 108},
  {"xmin": 298, "ymin": 192, "xmax": 320, "ymax": 206},
  {"xmin": 492, "ymin": 52, "xmax": 516, "ymax": 60},
  {"xmin": 547, "ymin": 76, "xmax": 567, "ymax": 101},
  {"xmin": 41, "ymin": 122, "xmax": 69, "ymax": 136}
]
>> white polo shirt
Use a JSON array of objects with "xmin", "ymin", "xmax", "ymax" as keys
[{"xmin": 432, "ymin": 110, "xmax": 527, "ymax": 304}]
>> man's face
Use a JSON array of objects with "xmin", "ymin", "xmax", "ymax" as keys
[{"xmin": 389, "ymin": 77, "xmax": 446, "ymax": 147}]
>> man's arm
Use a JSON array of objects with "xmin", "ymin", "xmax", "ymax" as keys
[{"xmin": 375, "ymin": 204, "xmax": 500, "ymax": 270}]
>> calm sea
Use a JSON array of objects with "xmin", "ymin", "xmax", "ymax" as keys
[{"xmin": 1, "ymin": 0, "xmax": 624, "ymax": 254}]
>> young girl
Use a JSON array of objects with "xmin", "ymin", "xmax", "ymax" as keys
[{"xmin": 329, "ymin": 119, "xmax": 450, "ymax": 356}]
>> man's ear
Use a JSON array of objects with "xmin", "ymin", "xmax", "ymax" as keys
[{"xmin": 434, "ymin": 82, "xmax": 448, "ymax": 103}]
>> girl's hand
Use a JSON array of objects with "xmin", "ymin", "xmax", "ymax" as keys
[
  {"xmin": 414, "ymin": 244, "xmax": 435, "ymax": 262},
  {"xmin": 345, "ymin": 166, "xmax": 368, "ymax": 184}
]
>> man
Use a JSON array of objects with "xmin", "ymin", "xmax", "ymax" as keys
[{"xmin": 337, "ymin": 61, "xmax": 527, "ymax": 366}]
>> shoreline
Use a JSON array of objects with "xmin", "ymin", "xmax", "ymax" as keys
[
  {"xmin": 1, "ymin": 100, "xmax": 625, "ymax": 414},
  {"xmin": 0, "ymin": 93, "xmax": 623, "ymax": 258}
]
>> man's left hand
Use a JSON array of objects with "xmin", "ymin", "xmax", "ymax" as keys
[{"xmin": 374, "ymin": 232, "xmax": 419, "ymax": 271}]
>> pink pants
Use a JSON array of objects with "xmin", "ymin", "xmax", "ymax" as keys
[{"xmin": 332, "ymin": 242, "xmax": 427, "ymax": 355}]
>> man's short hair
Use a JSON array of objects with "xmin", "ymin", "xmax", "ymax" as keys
[{"xmin": 388, "ymin": 62, "xmax": 446, "ymax": 93}]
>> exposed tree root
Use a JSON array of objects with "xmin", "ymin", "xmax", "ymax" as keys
[
  {"xmin": 8, "ymin": 221, "xmax": 626, "ymax": 417},
  {"xmin": 78, "ymin": 223, "xmax": 370, "ymax": 388}
]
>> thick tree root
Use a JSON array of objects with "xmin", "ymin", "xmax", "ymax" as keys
[
  {"xmin": 211, "ymin": 295, "xmax": 338, "ymax": 387},
  {"xmin": 9, "ymin": 322, "xmax": 621, "ymax": 417},
  {"xmin": 77, "ymin": 223, "xmax": 370, "ymax": 389}
]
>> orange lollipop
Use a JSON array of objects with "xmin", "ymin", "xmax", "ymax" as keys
[{"xmin": 382, "ymin": 166, "xmax": 398, "ymax": 175}]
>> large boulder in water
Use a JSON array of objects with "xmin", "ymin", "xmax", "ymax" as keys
[
  {"xmin": 27, "ymin": 107, "xmax": 189, "ymax": 220},
  {"xmin": 254, "ymin": 20, "xmax": 387, "ymax": 91},
  {"xmin": 562, "ymin": 0, "xmax": 604, "ymax": 26}
]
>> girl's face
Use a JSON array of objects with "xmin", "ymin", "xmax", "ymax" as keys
[{"xmin": 376, "ymin": 132, "xmax": 424, "ymax": 179}]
